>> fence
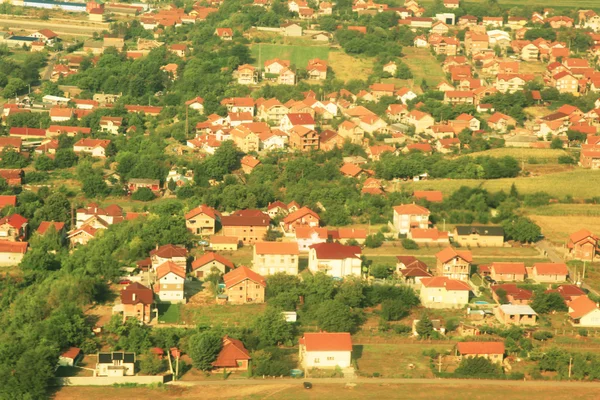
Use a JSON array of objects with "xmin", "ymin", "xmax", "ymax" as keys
[{"xmin": 54, "ymin": 375, "xmax": 168, "ymax": 386}]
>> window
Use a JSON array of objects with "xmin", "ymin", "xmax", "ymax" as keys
[
  {"xmin": 327, "ymin": 356, "xmax": 334, "ymax": 361},
  {"xmin": 314, "ymin": 358, "xmax": 320, "ymax": 363},
  {"xmin": 239, "ymin": 287, "xmax": 243, "ymax": 290}
]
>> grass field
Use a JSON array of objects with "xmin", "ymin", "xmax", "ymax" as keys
[
  {"xmin": 157, "ymin": 303, "xmax": 181, "ymax": 324},
  {"xmin": 418, "ymin": 0, "xmax": 600, "ymax": 11},
  {"xmin": 53, "ymin": 382, "xmax": 600, "ymax": 400},
  {"xmin": 529, "ymin": 215, "xmax": 600, "ymax": 243},
  {"xmin": 250, "ymin": 43, "xmax": 329, "ymax": 69},
  {"xmin": 186, "ymin": 303, "xmax": 266, "ymax": 328},
  {"xmin": 524, "ymin": 204, "xmax": 600, "ymax": 217},
  {"xmin": 403, "ymin": 169, "xmax": 600, "ymax": 200},
  {"xmin": 468, "ymin": 148, "xmax": 570, "ymax": 163},
  {"xmin": 401, "ymin": 47, "xmax": 445, "ymax": 86},
  {"xmin": 329, "ymin": 49, "xmax": 374, "ymax": 81}
]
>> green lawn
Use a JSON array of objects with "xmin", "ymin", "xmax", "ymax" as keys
[
  {"xmin": 250, "ymin": 44, "xmax": 329, "ymax": 69},
  {"xmin": 417, "ymin": 0, "xmax": 600, "ymax": 11},
  {"xmin": 468, "ymin": 148, "xmax": 570, "ymax": 164},
  {"xmin": 401, "ymin": 47, "xmax": 445, "ymax": 86},
  {"xmin": 402, "ymin": 169, "xmax": 600, "ymax": 200},
  {"xmin": 157, "ymin": 303, "xmax": 181, "ymax": 324},
  {"xmin": 186, "ymin": 303, "xmax": 266, "ymax": 328}
]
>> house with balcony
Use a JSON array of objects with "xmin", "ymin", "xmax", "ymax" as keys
[
  {"xmin": 253, "ymin": 241, "xmax": 299, "ymax": 275},
  {"xmin": 308, "ymin": 242, "xmax": 362, "ymax": 278},
  {"xmin": 435, "ymin": 247, "xmax": 473, "ymax": 282},
  {"xmin": 392, "ymin": 204, "xmax": 430, "ymax": 235}
]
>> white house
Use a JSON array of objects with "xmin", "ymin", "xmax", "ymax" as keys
[
  {"xmin": 299, "ymin": 332, "xmax": 352, "ymax": 370},
  {"xmin": 99, "ymin": 116, "xmax": 123, "ymax": 135},
  {"xmin": 308, "ymin": 242, "xmax": 362, "ymax": 278},
  {"xmin": 568, "ymin": 296, "xmax": 600, "ymax": 327},
  {"xmin": 392, "ymin": 204, "xmax": 430, "ymax": 234},
  {"xmin": 185, "ymin": 97, "xmax": 205, "ymax": 114},
  {"xmin": 73, "ymin": 138, "xmax": 111, "ymax": 158},
  {"xmin": 253, "ymin": 241, "xmax": 299, "ymax": 275},
  {"xmin": 419, "ymin": 276, "xmax": 470, "ymax": 309},
  {"xmin": 96, "ymin": 352, "xmax": 135, "ymax": 377},
  {"xmin": 295, "ymin": 226, "xmax": 329, "ymax": 252},
  {"xmin": 155, "ymin": 261, "xmax": 186, "ymax": 303}
]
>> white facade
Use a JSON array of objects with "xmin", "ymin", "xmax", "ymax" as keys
[
  {"xmin": 157, "ymin": 272, "xmax": 185, "ymax": 303},
  {"xmin": 393, "ymin": 211, "xmax": 429, "ymax": 235},
  {"xmin": 308, "ymin": 249, "xmax": 362, "ymax": 278},
  {"xmin": 300, "ymin": 349, "xmax": 351, "ymax": 369}
]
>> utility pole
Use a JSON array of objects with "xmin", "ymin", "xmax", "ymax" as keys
[
  {"xmin": 568, "ymin": 357, "xmax": 573, "ymax": 378},
  {"xmin": 437, "ymin": 354, "xmax": 442, "ymax": 373},
  {"xmin": 582, "ymin": 261, "xmax": 586, "ymax": 280}
]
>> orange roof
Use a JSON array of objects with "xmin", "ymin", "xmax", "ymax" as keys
[
  {"xmin": 339, "ymin": 163, "xmax": 363, "ymax": 177},
  {"xmin": 534, "ymin": 263, "xmax": 568, "ymax": 276},
  {"xmin": 192, "ymin": 252, "xmax": 234, "ymax": 271},
  {"xmin": 210, "ymin": 236, "xmax": 239, "ymax": 245},
  {"xmin": 60, "ymin": 347, "xmax": 81, "ymax": 360},
  {"xmin": 254, "ymin": 241, "xmax": 299, "ymax": 255},
  {"xmin": 37, "ymin": 221, "xmax": 65, "ymax": 235},
  {"xmin": 413, "ymin": 190, "xmax": 443, "ymax": 203},
  {"xmin": 283, "ymin": 206, "xmax": 320, "ymax": 225},
  {"xmin": 0, "ymin": 195, "xmax": 16, "ymax": 208},
  {"xmin": 456, "ymin": 342, "xmax": 504, "ymax": 355},
  {"xmin": 420, "ymin": 276, "xmax": 470, "ymax": 291},
  {"xmin": 300, "ymin": 332, "xmax": 352, "ymax": 351},
  {"xmin": 294, "ymin": 226, "xmax": 328, "ymax": 240},
  {"xmin": 241, "ymin": 155, "xmax": 261, "ymax": 169},
  {"xmin": 309, "ymin": 242, "xmax": 361, "ymax": 260},
  {"xmin": 569, "ymin": 229, "xmax": 597, "ymax": 245},
  {"xmin": 0, "ymin": 240, "xmax": 27, "ymax": 254},
  {"xmin": 491, "ymin": 262, "xmax": 526, "ymax": 275},
  {"xmin": 393, "ymin": 204, "xmax": 430, "ymax": 215},
  {"xmin": 150, "ymin": 244, "xmax": 188, "ymax": 258},
  {"xmin": 223, "ymin": 265, "xmax": 266, "ymax": 288},
  {"xmin": 435, "ymin": 247, "xmax": 472, "ymax": 263},
  {"xmin": 568, "ymin": 296, "xmax": 599, "ymax": 319},
  {"xmin": 410, "ymin": 228, "xmax": 448, "ymax": 241},
  {"xmin": 185, "ymin": 205, "xmax": 219, "ymax": 220},
  {"xmin": 212, "ymin": 336, "xmax": 251, "ymax": 368},
  {"xmin": 156, "ymin": 260, "xmax": 186, "ymax": 280}
]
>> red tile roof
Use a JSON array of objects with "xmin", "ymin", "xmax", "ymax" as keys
[
  {"xmin": 192, "ymin": 252, "xmax": 234, "ymax": 271},
  {"xmin": 491, "ymin": 283, "xmax": 532, "ymax": 300},
  {"xmin": 185, "ymin": 205, "xmax": 219, "ymax": 220},
  {"xmin": 60, "ymin": 347, "xmax": 81, "ymax": 360},
  {"xmin": 533, "ymin": 263, "xmax": 568, "ymax": 276},
  {"xmin": 37, "ymin": 221, "xmax": 65, "ymax": 235},
  {"xmin": 156, "ymin": 260, "xmax": 186, "ymax": 280},
  {"xmin": 413, "ymin": 190, "xmax": 443, "ymax": 203},
  {"xmin": 393, "ymin": 204, "xmax": 430, "ymax": 215},
  {"xmin": 210, "ymin": 236, "xmax": 239, "ymax": 245},
  {"xmin": 221, "ymin": 215, "xmax": 270, "ymax": 227},
  {"xmin": 283, "ymin": 207, "xmax": 319, "ymax": 225},
  {"xmin": 337, "ymin": 228, "xmax": 367, "ymax": 240},
  {"xmin": 150, "ymin": 244, "xmax": 188, "ymax": 258},
  {"xmin": 435, "ymin": 247, "xmax": 473, "ymax": 263},
  {"xmin": 223, "ymin": 265, "xmax": 266, "ymax": 288},
  {"xmin": 491, "ymin": 262, "xmax": 526, "ymax": 275},
  {"xmin": 212, "ymin": 336, "xmax": 251, "ymax": 368},
  {"xmin": 339, "ymin": 163, "xmax": 363, "ymax": 177},
  {"xmin": 0, "ymin": 240, "xmax": 27, "ymax": 253},
  {"xmin": 420, "ymin": 276, "xmax": 470, "ymax": 291},
  {"xmin": 300, "ymin": 332, "xmax": 352, "ymax": 351},
  {"xmin": 121, "ymin": 282, "xmax": 154, "ymax": 305},
  {"xmin": 0, "ymin": 195, "xmax": 16, "ymax": 208},
  {"xmin": 568, "ymin": 295, "xmax": 599, "ymax": 319},
  {"xmin": 309, "ymin": 242, "xmax": 361, "ymax": 260},
  {"xmin": 0, "ymin": 213, "xmax": 27, "ymax": 229},
  {"xmin": 456, "ymin": 341, "xmax": 505, "ymax": 355}
]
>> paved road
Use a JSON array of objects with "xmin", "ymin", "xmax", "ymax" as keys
[{"xmin": 170, "ymin": 377, "xmax": 600, "ymax": 388}]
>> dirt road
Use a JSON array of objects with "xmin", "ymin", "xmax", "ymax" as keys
[{"xmin": 0, "ymin": 18, "xmax": 105, "ymax": 36}]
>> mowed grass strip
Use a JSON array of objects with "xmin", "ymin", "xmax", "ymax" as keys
[
  {"xmin": 250, "ymin": 43, "xmax": 328, "ymax": 68},
  {"xmin": 402, "ymin": 169, "xmax": 600, "ymax": 200},
  {"xmin": 466, "ymin": 148, "xmax": 569, "ymax": 163},
  {"xmin": 401, "ymin": 47, "xmax": 446, "ymax": 86}
]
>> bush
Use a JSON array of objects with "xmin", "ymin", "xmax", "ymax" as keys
[
  {"xmin": 393, "ymin": 325, "xmax": 411, "ymax": 335},
  {"xmin": 578, "ymin": 328, "xmax": 589, "ymax": 337},
  {"xmin": 365, "ymin": 232, "xmax": 384, "ymax": 248},
  {"xmin": 401, "ymin": 238, "xmax": 419, "ymax": 250},
  {"xmin": 455, "ymin": 356, "xmax": 502, "ymax": 378},
  {"xmin": 532, "ymin": 331, "xmax": 553, "ymax": 341},
  {"xmin": 558, "ymin": 155, "xmax": 576, "ymax": 165},
  {"xmin": 380, "ymin": 299, "xmax": 409, "ymax": 321},
  {"xmin": 131, "ymin": 187, "xmax": 155, "ymax": 201}
]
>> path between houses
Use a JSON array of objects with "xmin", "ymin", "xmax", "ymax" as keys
[{"xmin": 170, "ymin": 377, "xmax": 600, "ymax": 388}]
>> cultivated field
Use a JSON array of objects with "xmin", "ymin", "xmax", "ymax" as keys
[
  {"xmin": 250, "ymin": 44, "xmax": 329, "ymax": 69},
  {"xmin": 401, "ymin": 47, "xmax": 446, "ymax": 86},
  {"xmin": 53, "ymin": 382, "xmax": 600, "ymax": 400},
  {"xmin": 404, "ymin": 169, "xmax": 600, "ymax": 200},
  {"xmin": 417, "ymin": 0, "xmax": 600, "ymax": 11},
  {"xmin": 467, "ymin": 148, "xmax": 570, "ymax": 163},
  {"xmin": 529, "ymin": 215, "xmax": 600, "ymax": 243}
]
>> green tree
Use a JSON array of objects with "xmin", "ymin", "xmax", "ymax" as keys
[
  {"xmin": 550, "ymin": 137, "xmax": 563, "ymax": 149},
  {"xmin": 455, "ymin": 356, "xmax": 502, "ymax": 377},
  {"xmin": 502, "ymin": 217, "xmax": 541, "ymax": 243},
  {"xmin": 252, "ymin": 307, "xmax": 294, "ymax": 346},
  {"xmin": 365, "ymin": 232, "xmax": 384, "ymax": 248},
  {"xmin": 531, "ymin": 291, "xmax": 568, "ymax": 314},
  {"xmin": 34, "ymin": 154, "xmax": 55, "ymax": 171},
  {"xmin": 381, "ymin": 299, "xmax": 409, "ymax": 321},
  {"xmin": 415, "ymin": 314, "xmax": 433, "ymax": 338},
  {"xmin": 315, "ymin": 299, "xmax": 361, "ymax": 333},
  {"xmin": 140, "ymin": 351, "xmax": 166, "ymax": 375},
  {"xmin": 188, "ymin": 331, "xmax": 222, "ymax": 371},
  {"xmin": 54, "ymin": 149, "xmax": 78, "ymax": 169},
  {"xmin": 132, "ymin": 187, "xmax": 156, "ymax": 201}
]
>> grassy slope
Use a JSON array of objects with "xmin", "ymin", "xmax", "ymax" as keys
[{"xmin": 250, "ymin": 43, "xmax": 329, "ymax": 69}]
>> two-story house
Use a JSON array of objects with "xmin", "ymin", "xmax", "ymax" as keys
[
  {"xmin": 223, "ymin": 265, "xmax": 266, "ymax": 304},
  {"xmin": 191, "ymin": 252, "xmax": 234, "ymax": 279},
  {"xmin": 567, "ymin": 229, "xmax": 598, "ymax": 261},
  {"xmin": 116, "ymin": 282, "xmax": 154, "ymax": 323},
  {"xmin": 392, "ymin": 204, "xmax": 430, "ymax": 235},
  {"xmin": 308, "ymin": 242, "xmax": 362, "ymax": 278},
  {"xmin": 253, "ymin": 241, "xmax": 299, "ymax": 275},
  {"xmin": 220, "ymin": 214, "xmax": 271, "ymax": 245},
  {"xmin": 490, "ymin": 262, "xmax": 526, "ymax": 282},
  {"xmin": 281, "ymin": 206, "xmax": 320, "ymax": 233},
  {"xmin": 185, "ymin": 205, "xmax": 220, "ymax": 235},
  {"xmin": 299, "ymin": 332, "xmax": 352, "ymax": 370},
  {"xmin": 154, "ymin": 261, "xmax": 186, "ymax": 304},
  {"xmin": 435, "ymin": 247, "xmax": 473, "ymax": 281},
  {"xmin": 0, "ymin": 214, "xmax": 28, "ymax": 241},
  {"xmin": 150, "ymin": 244, "xmax": 188, "ymax": 270},
  {"xmin": 419, "ymin": 276, "xmax": 470, "ymax": 308}
]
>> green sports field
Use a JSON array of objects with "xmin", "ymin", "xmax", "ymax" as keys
[{"xmin": 250, "ymin": 44, "xmax": 329, "ymax": 69}]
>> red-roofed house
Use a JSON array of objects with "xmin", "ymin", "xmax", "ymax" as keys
[
  {"xmin": 392, "ymin": 204, "xmax": 430, "ymax": 234},
  {"xmin": 281, "ymin": 206, "xmax": 320, "ymax": 233},
  {"xmin": 155, "ymin": 261, "xmax": 186, "ymax": 303},
  {"xmin": 223, "ymin": 265, "xmax": 266, "ymax": 304},
  {"xmin": 308, "ymin": 242, "xmax": 362, "ymax": 278},
  {"xmin": 435, "ymin": 247, "xmax": 472, "ymax": 282},
  {"xmin": 396, "ymin": 255, "xmax": 431, "ymax": 283},
  {"xmin": 568, "ymin": 296, "xmax": 600, "ymax": 327},
  {"xmin": 413, "ymin": 190, "xmax": 443, "ymax": 203},
  {"xmin": 117, "ymin": 282, "xmax": 154, "ymax": 323},
  {"xmin": 419, "ymin": 276, "xmax": 470, "ymax": 308},
  {"xmin": 0, "ymin": 214, "xmax": 27, "ymax": 241},
  {"xmin": 150, "ymin": 244, "xmax": 188, "ymax": 269},
  {"xmin": 215, "ymin": 28, "xmax": 233, "ymax": 40},
  {"xmin": 490, "ymin": 262, "xmax": 526, "ymax": 282},
  {"xmin": 0, "ymin": 195, "xmax": 16, "ymax": 210},
  {"xmin": 36, "ymin": 221, "xmax": 65, "ymax": 236},
  {"xmin": 212, "ymin": 336, "xmax": 251, "ymax": 372},
  {"xmin": 567, "ymin": 229, "xmax": 598, "ymax": 261},
  {"xmin": 185, "ymin": 205, "xmax": 220, "ymax": 235},
  {"xmin": 299, "ymin": 332, "xmax": 352, "ymax": 369},
  {"xmin": 531, "ymin": 263, "xmax": 568, "ymax": 283},
  {"xmin": 294, "ymin": 226, "xmax": 329, "ymax": 252},
  {"xmin": 491, "ymin": 283, "xmax": 532, "ymax": 305},
  {"xmin": 253, "ymin": 241, "xmax": 299, "ymax": 275},
  {"xmin": 456, "ymin": 342, "xmax": 504, "ymax": 364},
  {"xmin": 580, "ymin": 144, "xmax": 600, "ymax": 169},
  {"xmin": 241, "ymin": 155, "xmax": 261, "ymax": 174},
  {"xmin": 191, "ymin": 252, "xmax": 234, "ymax": 279},
  {"xmin": 73, "ymin": 138, "xmax": 111, "ymax": 158},
  {"xmin": 0, "ymin": 240, "xmax": 28, "ymax": 265},
  {"xmin": 408, "ymin": 228, "xmax": 450, "ymax": 244}
]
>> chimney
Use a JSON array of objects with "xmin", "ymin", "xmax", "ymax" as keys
[{"xmin": 155, "ymin": 244, "xmax": 159, "ymax": 250}]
